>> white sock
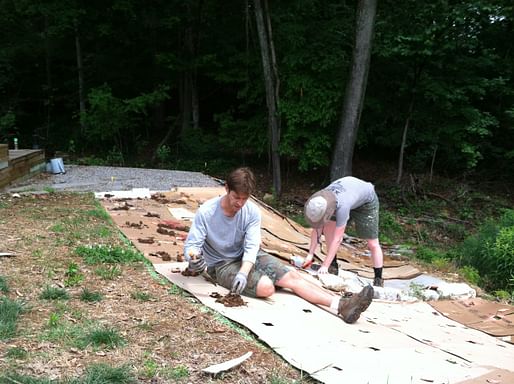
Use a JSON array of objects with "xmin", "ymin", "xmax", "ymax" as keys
[{"xmin": 330, "ymin": 297, "xmax": 339, "ymax": 310}]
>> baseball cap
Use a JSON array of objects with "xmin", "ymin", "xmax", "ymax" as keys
[{"xmin": 304, "ymin": 190, "xmax": 337, "ymax": 228}]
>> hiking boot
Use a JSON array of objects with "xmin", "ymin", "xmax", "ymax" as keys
[
  {"xmin": 338, "ymin": 285, "xmax": 374, "ymax": 324},
  {"xmin": 373, "ymin": 277, "xmax": 384, "ymax": 287}
]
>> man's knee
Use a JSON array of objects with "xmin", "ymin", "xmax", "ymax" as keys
[{"xmin": 255, "ymin": 276, "xmax": 276, "ymax": 297}]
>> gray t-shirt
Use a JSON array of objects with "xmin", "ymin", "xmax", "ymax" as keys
[
  {"xmin": 184, "ymin": 196, "xmax": 261, "ymax": 267},
  {"xmin": 325, "ymin": 177, "xmax": 375, "ymax": 227}
]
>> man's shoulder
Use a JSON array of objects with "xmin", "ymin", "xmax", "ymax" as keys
[
  {"xmin": 244, "ymin": 199, "xmax": 261, "ymax": 215},
  {"xmin": 197, "ymin": 196, "xmax": 221, "ymax": 215}
]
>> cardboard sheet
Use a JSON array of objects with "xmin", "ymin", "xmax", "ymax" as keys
[
  {"xmin": 99, "ymin": 188, "xmax": 514, "ymax": 384},
  {"xmin": 155, "ymin": 262, "xmax": 514, "ymax": 384},
  {"xmin": 430, "ymin": 298, "xmax": 514, "ymax": 338}
]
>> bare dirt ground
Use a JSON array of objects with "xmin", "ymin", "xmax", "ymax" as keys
[{"xmin": 0, "ymin": 192, "xmax": 308, "ymax": 383}]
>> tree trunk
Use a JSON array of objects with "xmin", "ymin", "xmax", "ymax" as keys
[
  {"xmin": 254, "ymin": 0, "xmax": 281, "ymax": 197},
  {"xmin": 396, "ymin": 96, "xmax": 415, "ymax": 184},
  {"xmin": 44, "ymin": 15, "xmax": 52, "ymax": 144},
  {"xmin": 330, "ymin": 0, "xmax": 377, "ymax": 180},
  {"xmin": 75, "ymin": 26, "xmax": 86, "ymax": 136}
]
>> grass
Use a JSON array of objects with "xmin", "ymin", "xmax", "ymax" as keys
[
  {"xmin": 94, "ymin": 265, "xmax": 122, "ymax": 280},
  {"xmin": 5, "ymin": 346, "xmax": 28, "ymax": 360},
  {"xmin": 76, "ymin": 326, "xmax": 125, "ymax": 350},
  {"xmin": 79, "ymin": 288, "xmax": 103, "ymax": 303},
  {"xmin": 39, "ymin": 286, "xmax": 69, "ymax": 301},
  {"xmin": 0, "ymin": 276, "xmax": 9, "ymax": 293},
  {"xmin": 0, "ymin": 363, "xmax": 137, "ymax": 384},
  {"xmin": 0, "ymin": 297, "xmax": 24, "ymax": 340},
  {"xmin": 75, "ymin": 244, "xmax": 144, "ymax": 264},
  {"xmin": 130, "ymin": 291, "xmax": 153, "ymax": 302}
]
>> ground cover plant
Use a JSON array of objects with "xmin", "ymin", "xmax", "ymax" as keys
[{"xmin": 0, "ymin": 192, "xmax": 305, "ymax": 383}]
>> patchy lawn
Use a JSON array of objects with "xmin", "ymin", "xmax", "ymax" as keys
[{"xmin": 0, "ymin": 192, "xmax": 308, "ymax": 383}]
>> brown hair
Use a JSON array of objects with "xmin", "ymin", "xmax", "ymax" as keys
[{"xmin": 226, "ymin": 167, "xmax": 256, "ymax": 195}]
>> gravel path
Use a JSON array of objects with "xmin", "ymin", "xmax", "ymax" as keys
[{"xmin": 4, "ymin": 165, "xmax": 222, "ymax": 193}]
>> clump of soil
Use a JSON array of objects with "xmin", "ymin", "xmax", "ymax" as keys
[{"xmin": 210, "ymin": 292, "xmax": 247, "ymax": 307}]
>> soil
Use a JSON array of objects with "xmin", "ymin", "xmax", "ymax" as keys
[{"xmin": 0, "ymin": 192, "xmax": 308, "ymax": 383}]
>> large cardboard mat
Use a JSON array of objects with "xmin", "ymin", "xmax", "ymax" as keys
[{"xmin": 99, "ymin": 188, "xmax": 514, "ymax": 383}]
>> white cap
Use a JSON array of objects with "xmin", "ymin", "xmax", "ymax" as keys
[{"xmin": 305, "ymin": 196, "xmax": 328, "ymax": 223}]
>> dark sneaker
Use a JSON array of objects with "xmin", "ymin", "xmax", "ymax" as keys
[
  {"xmin": 373, "ymin": 277, "xmax": 384, "ymax": 287},
  {"xmin": 338, "ymin": 285, "xmax": 374, "ymax": 324}
]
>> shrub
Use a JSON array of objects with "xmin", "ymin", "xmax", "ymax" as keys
[{"xmin": 458, "ymin": 209, "xmax": 514, "ymax": 291}]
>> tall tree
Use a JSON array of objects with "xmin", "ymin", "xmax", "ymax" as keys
[
  {"xmin": 330, "ymin": 0, "xmax": 377, "ymax": 179},
  {"xmin": 254, "ymin": 0, "xmax": 281, "ymax": 196}
]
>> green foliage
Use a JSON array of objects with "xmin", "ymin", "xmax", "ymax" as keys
[
  {"xmin": 0, "ymin": 110, "xmax": 16, "ymax": 139},
  {"xmin": 94, "ymin": 266, "xmax": 122, "ymax": 280},
  {"xmin": 379, "ymin": 211, "xmax": 404, "ymax": 244},
  {"xmin": 458, "ymin": 266, "xmax": 481, "ymax": 286},
  {"xmin": 5, "ymin": 346, "xmax": 28, "ymax": 360},
  {"xmin": 77, "ymin": 326, "xmax": 125, "ymax": 350},
  {"xmin": 0, "ymin": 374, "xmax": 54, "ymax": 384},
  {"xmin": 71, "ymin": 363, "xmax": 137, "ymax": 384},
  {"xmin": 130, "ymin": 291, "xmax": 153, "ymax": 302},
  {"xmin": 0, "ymin": 275, "xmax": 9, "ymax": 293},
  {"xmin": 163, "ymin": 365, "xmax": 189, "ymax": 381},
  {"xmin": 39, "ymin": 286, "xmax": 69, "ymax": 301},
  {"xmin": 79, "ymin": 288, "xmax": 103, "ymax": 303},
  {"xmin": 75, "ymin": 244, "xmax": 144, "ymax": 264},
  {"xmin": 457, "ymin": 209, "xmax": 514, "ymax": 290},
  {"xmin": 0, "ymin": 297, "xmax": 24, "ymax": 340},
  {"xmin": 64, "ymin": 262, "xmax": 84, "ymax": 287},
  {"xmin": 414, "ymin": 246, "xmax": 447, "ymax": 263}
]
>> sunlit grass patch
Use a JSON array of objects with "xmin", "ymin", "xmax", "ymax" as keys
[{"xmin": 75, "ymin": 244, "xmax": 144, "ymax": 264}]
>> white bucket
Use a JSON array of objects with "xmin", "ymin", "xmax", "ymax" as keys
[{"xmin": 49, "ymin": 158, "xmax": 65, "ymax": 174}]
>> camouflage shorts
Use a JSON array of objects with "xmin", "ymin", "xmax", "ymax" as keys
[
  {"xmin": 208, "ymin": 251, "xmax": 291, "ymax": 297},
  {"xmin": 349, "ymin": 192, "xmax": 380, "ymax": 239}
]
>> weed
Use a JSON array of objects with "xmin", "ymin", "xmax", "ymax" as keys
[
  {"xmin": 163, "ymin": 364, "xmax": 189, "ymax": 380},
  {"xmin": 92, "ymin": 225, "xmax": 112, "ymax": 238},
  {"xmin": 168, "ymin": 284, "xmax": 184, "ymax": 296},
  {"xmin": 0, "ymin": 297, "xmax": 24, "ymax": 340},
  {"xmin": 5, "ymin": 346, "xmax": 28, "ymax": 360},
  {"xmin": 71, "ymin": 363, "xmax": 137, "ymax": 384},
  {"xmin": 75, "ymin": 244, "xmax": 144, "ymax": 264},
  {"xmin": 0, "ymin": 275, "xmax": 9, "ymax": 293},
  {"xmin": 39, "ymin": 286, "xmax": 69, "ymax": 301},
  {"xmin": 94, "ymin": 266, "xmax": 122, "ymax": 280},
  {"xmin": 48, "ymin": 312, "xmax": 61, "ymax": 328},
  {"xmin": 0, "ymin": 373, "xmax": 54, "ymax": 383},
  {"xmin": 77, "ymin": 326, "xmax": 125, "ymax": 350},
  {"xmin": 43, "ymin": 186, "xmax": 56, "ymax": 194},
  {"xmin": 143, "ymin": 358, "xmax": 159, "ymax": 378},
  {"xmin": 458, "ymin": 265, "xmax": 481, "ymax": 286},
  {"xmin": 85, "ymin": 207, "xmax": 111, "ymax": 221},
  {"xmin": 50, "ymin": 223, "xmax": 65, "ymax": 233},
  {"xmin": 131, "ymin": 291, "xmax": 153, "ymax": 302},
  {"xmin": 408, "ymin": 283, "xmax": 426, "ymax": 300},
  {"xmin": 64, "ymin": 262, "xmax": 84, "ymax": 287},
  {"xmin": 80, "ymin": 288, "xmax": 103, "ymax": 303}
]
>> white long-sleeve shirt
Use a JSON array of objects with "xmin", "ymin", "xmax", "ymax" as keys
[{"xmin": 184, "ymin": 196, "xmax": 261, "ymax": 267}]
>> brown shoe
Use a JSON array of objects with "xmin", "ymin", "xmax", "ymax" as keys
[
  {"xmin": 373, "ymin": 277, "xmax": 384, "ymax": 287},
  {"xmin": 338, "ymin": 285, "xmax": 374, "ymax": 324}
]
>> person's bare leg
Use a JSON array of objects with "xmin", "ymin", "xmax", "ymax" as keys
[
  {"xmin": 367, "ymin": 238, "xmax": 383, "ymax": 268},
  {"xmin": 275, "ymin": 270, "xmax": 336, "ymax": 307}
]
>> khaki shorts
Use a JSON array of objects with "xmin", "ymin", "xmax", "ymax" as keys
[
  {"xmin": 331, "ymin": 192, "xmax": 380, "ymax": 239},
  {"xmin": 207, "ymin": 251, "xmax": 291, "ymax": 297}
]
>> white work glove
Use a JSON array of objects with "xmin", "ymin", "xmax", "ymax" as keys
[
  {"xmin": 317, "ymin": 265, "xmax": 329, "ymax": 274},
  {"xmin": 187, "ymin": 250, "xmax": 206, "ymax": 274},
  {"xmin": 231, "ymin": 272, "xmax": 248, "ymax": 295}
]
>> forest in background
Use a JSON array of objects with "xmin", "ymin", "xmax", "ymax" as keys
[
  {"xmin": 1, "ymin": 1, "xmax": 513, "ymax": 296},
  {"xmin": 0, "ymin": 0, "xmax": 513, "ymax": 184}
]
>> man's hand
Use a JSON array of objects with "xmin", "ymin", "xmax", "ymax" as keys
[
  {"xmin": 302, "ymin": 254, "xmax": 314, "ymax": 269},
  {"xmin": 231, "ymin": 272, "xmax": 248, "ymax": 295},
  {"xmin": 187, "ymin": 251, "xmax": 206, "ymax": 274},
  {"xmin": 317, "ymin": 265, "xmax": 329, "ymax": 274}
]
